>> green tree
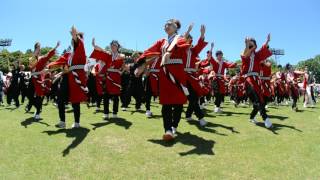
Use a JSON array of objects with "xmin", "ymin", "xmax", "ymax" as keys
[{"xmin": 296, "ymin": 55, "xmax": 320, "ymax": 82}]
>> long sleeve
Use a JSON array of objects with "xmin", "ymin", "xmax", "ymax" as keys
[
  {"xmin": 35, "ymin": 48, "xmax": 56, "ymax": 71},
  {"xmin": 136, "ymin": 39, "xmax": 163, "ymax": 65},
  {"xmin": 256, "ymin": 44, "xmax": 272, "ymax": 61},
  {"xmin": 48, "ymin": 52, "xmax": 71, "ymax": 68},
  {"xmin": 192, "ymin": 37, "xmax": 208, "ymax": 56},
  {"xmin": 90, "ymin": 49, "xmax": 111, "ymax": 64},
  {"xmin": 72, "ymin": 38, "xmax": 87, "ymax": 65},
  {"xmin": 140, "ymin": 40, "xmax": 163, "ymax": 59},
  {"xmin": 224, "ymin": 61, "xmax": 237, "ymax": 68}
]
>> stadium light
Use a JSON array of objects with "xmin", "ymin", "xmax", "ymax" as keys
[
  {"xmin": 0, "ymin": 39, "xmax": 12, "ymax": 48},
  {"xmin": 270, "ymin": 48, "xmax": 285, "ymax": 65}
]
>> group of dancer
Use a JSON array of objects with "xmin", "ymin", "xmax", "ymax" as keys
[{"xmin": 1, "ymin": 19, "xmax": 317, "ymax": 141}]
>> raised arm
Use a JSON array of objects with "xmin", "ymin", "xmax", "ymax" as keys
[
  {"xmin": 192, "ymin": 25, "xmax": 208, "ymax": 55},
  {"xmin": 264, "ymin": 33, "xmax": 271, "ymax": 47},
  {"xmin": 184, "ymin": 23, "xmax": 194, "ymax": 39},
  {"xmin": 43, "ymin": 41, "xmax": 60, "ymax": 59},
  {"xmin": 92, "ymin": 38, "xmax": 107, "ymax": 52},
  {"xmin": 242, "ymin": 37, "xmax": 254, "ymax": 58},
  {"xmin": 225, "ymin": 61, "xmax": 237, "ymax": 68},
  {"xmin": 256, "ymin": 34, "xmax": 272, "ymax": 61}
]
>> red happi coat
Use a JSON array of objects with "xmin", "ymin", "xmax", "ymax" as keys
[
  {"xmin": 198, "ymin": 61, "xmax": 212, "ymax": 95},
  {"xmin": 199, "ymin": 69, "xmax": 212, "ymax": 96},
  {"xmin": 237, "ymin": 76, "xmax": 246, "ymax": 97},
  {"xmin": 147, "ymin": 57, "xmax": 160, "ymax": 96},
  {"xmin": 209, "ymin": 57, "xmax": 237, "ymax": 94},
  {"xmin": 275, "ymin": 71, "xmax": 286, "ymax": 96},
  {"xmin": 260, "ymin": 63, "xmax": 272, "ymax": 97},
  {"xmin": 48, "ymin": 52, "xmax": 71, "ymax": 68},
  {"xmin": 241, "ymin": 44, "xmax": 272, "ymax": 102},
  {"xmin": 93, "ymin": 62, "xmax": 107, "ymax": 96},
  {"xmin": 31, "ymin": 49, "xmax": 56, "ymax": 97},
  {"xmin": 139, "ymin": 35, "xmax": 190, "ymax": 105},
  {"xmin": 303, "ymin": 73, "xmax": 309, "ymax": 90},
  {"xmin": 287, "ymin": 71, "xmax": 301, "ymax": 97},
  {"xmin": 228, "ymin": 76, "xmax": 238, "ymax": 97},
  {"xmin": 43, "ymin": 73, "xmax": 52, "ymax": 96},
  {"xmin": 198, "ymin": 58, "xmax": 211, "ymax": 75},
  {"xmin": 68, "ymin": 38, "xmax": 88, "ymax": 103},
  {"xmin": 182, "ymin": 37, "xmax": 208, "ymax": 96},
  {"xmin": 229, "ymin": 75, "xmax": 246, "ymax": 97},
  {"xmin": 90, "ymin": 50, "xmax": 124, "ymax": 95}
]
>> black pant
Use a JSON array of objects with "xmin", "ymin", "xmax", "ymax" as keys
[
  {"xmin": 246, "ymin": 85, "xmax": 268, "ymax": 120},
  {"xmin": 7, "ymin": 86, "xmax": 20, "ymax": 107},
  {"xmin": 290, "ymin": 85, "xmax": 298, "ymax": 108},
  {"xmin": 145, "ymin": 83, "xmax": 152, "ymax": 111},
  {"xmin": 123, "ymin": 87, "xmax": 143, "ymax": 110},
  {"xmin": 21, "ymin": 88, "xmax": 27, "ymax": 104},
  {"xmin": 58, "ymin": 100, "xmax": 80, "ymax": 123},
  {"xmin": 104, "ymin": 94, "xmax": 119, "ymax": 115},
  {"xmin": 27, "ymin": 95, "xmax": 42, "ymax": 115},
  {"xmin": 25, "ymin": 82, "xmax": 42, "ymax": 114},
  {"xmin": 212, "ymin": 80, "xmax": 223, "ymax": 107},
  {"xmin": 161, "ymin": 104, "xmax": 183, "ymax": 132},
  {"xmin": 0, "ymin": 90, "xmax": 3, "ymax": 103},
  {"xmin": 199, "ymin": 94, "xmax": 212, "ymax": 105},
  {"xmin": 311, "ymin": 86, "xmax": 316, "ymax": 103},
  {"xmin": 214, "ymin": 94, "xmax": 224, "ymax": 107},
  {"xmin": 185, "ymin": 83, "xmax": 204, "ymax": 120},
  {"xmin": 96, "ymin": 95, "xmax": 103, "ymax": 108}
]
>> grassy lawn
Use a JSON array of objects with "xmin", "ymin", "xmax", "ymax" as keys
[{"xmin": 0, "ymin": 99, "xmax": 319, "ymax": 179}]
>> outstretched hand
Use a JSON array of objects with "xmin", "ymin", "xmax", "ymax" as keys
[
  {"xmin": 54, "ymin": 41, "xmax": 60, "ymax": 49},
  {"xmin": 92, "ymin": 38, "xmax": 96, "ymax": 47},
  {"xmin": 200, "ymin": 25, "xmax": 206, "ymax": 38}
]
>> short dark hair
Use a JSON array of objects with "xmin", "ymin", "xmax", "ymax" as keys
[
  {"xmin": 110, "ymin": 40, "xmax": 121, "ymax": 51},
  {"xmin": 216, "ymin": 50, "xmax": 223, "ymax": 57},
  {"xmin": 249, "ymin": 38, "xmax": 257, "ymax": 47},
  {"xmin": 34, "ymin": 42, "xmax": 40, "ymax": 51},
  {"xmin": 166, "ymin": 19, "xmax": 181, "ymax": 31},
  {"xmin": 285, "ymin": 63, "xmax": 292, "ymax": 70},
  {"xmin": 186, "ymin": 34, "xmax": 193, "ymax": 40}
]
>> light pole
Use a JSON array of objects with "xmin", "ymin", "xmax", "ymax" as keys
[
  {"xmin": 0, "ymin": 39, "xmax": 12, "ymax": 50},
  {"xmin": 0, "ymin": 39, "xmax": 13, "ymax": 71},
  {"xmin": 270, "ymin": 48, "xmax": 285, "ymax": 65}
]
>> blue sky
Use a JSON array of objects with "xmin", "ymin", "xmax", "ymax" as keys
[{"xmin": 1, "ymin": 0, "xmax": 319, "ymax": 65}]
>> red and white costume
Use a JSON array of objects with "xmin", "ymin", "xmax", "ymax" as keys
[
  {"xmin": 209, "ymin": 57, "xmax": 237, "ymax": 94},
  {"xmin": 31, "ymin": 49, "xmax": 56, "ymax": 97},
  {"xmin": 90, "ymin": 50, "xmax": 124, "ymax": 95},
  {"xmin": 138, "ymin": 34, "xmax": 190, "ymax": 105},
  {"xmin": 241, "ymin": 44, "xmax": 272, "ymax": 101},
  {"xmin": 260, "ymin": 63, "xmax": 272, "ymax": 98},
  {"xmin": 182, "ymin": 37, "xmax": 208, "ymax": 96},
  {"xmin": 67, "ymin": 38, "xmax": 88, "ymax": 103}
]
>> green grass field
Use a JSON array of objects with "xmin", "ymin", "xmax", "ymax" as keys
[{"xmin": 0, "ymin": 99, "xmax": 319, "ymax": 179}]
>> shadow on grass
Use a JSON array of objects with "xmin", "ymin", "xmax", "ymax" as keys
[
  {"xmin": 91, "ymin": 118, "xmax": 132, "ymax": 130},
  {"xmin": 296, "ymin": 109, "xmax": 313, "ymax": 112},
  {"xmin": 21, "ymin": 117, "xmax": 50, "ymax": 128},
  {"xmin": 148, "ymin": 132, "xmax": 215, "ymax": 156},
  {"xmin": 267, "ymin": 106, "xmax": 278, "ymax": 109},
  {"xmin": 4, "ymin": 106, "xmax": 19, "ymax": 111},
  {"xmin": 256, "ymin": 122, "xmax": 302, "ymax": 135},
  {"xmin": 42, "ymin": 127, "xmax": 90, "ymax": 157},
  {"xmin": 268, "ymin": 115, "xmax": 289, "ymax": 121},
  {"xmin": 149, "ymin": 114, "xmax": 163, "ymax": 120},
  {"xmin": 216, "ymin": 110, "xmax": 250, "ymax": 117},
  {"xmin": 187, "ymin": 120, "xmax": 239, "ymax": 136},
  {"xmin": 129, "ymin": 109, "xmax": 146, "ymax": 115},
  {"xmin": 93, "ymin": 109, "xmax": 104, "ymax": 114}
]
